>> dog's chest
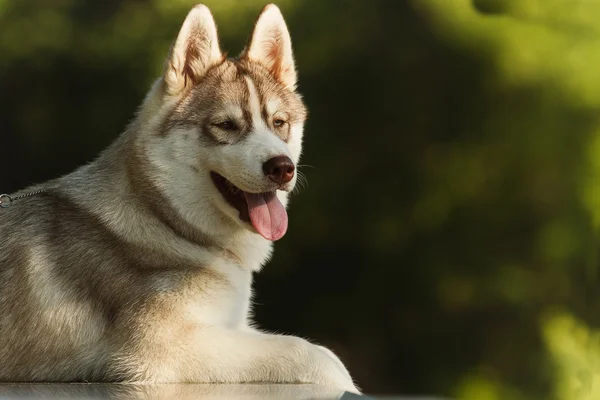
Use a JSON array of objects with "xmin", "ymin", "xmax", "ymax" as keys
[{"xmin": 182, "ymin": 264, "xmax": 253, "ymax": 329}]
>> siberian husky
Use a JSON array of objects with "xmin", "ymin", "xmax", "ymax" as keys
[{"xmin": 0, "ymin": 4, "xmax": 358, "ymax": 393}]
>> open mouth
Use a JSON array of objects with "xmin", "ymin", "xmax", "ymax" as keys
[{"xmin": 210, "ymin": 172, "xmax": 288, "ymax": 241}]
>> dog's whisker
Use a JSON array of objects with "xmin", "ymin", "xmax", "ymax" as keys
[{"xmin": 292, "ymin": 170, "xmax": 309, "ymax": 195}]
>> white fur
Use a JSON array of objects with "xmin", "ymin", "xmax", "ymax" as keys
[
  {"xmin": 184, "ymin": 263, "xmax": 253, "ymax": 329},
  {"xmin": 26, "ymin": 245, "xmax": 105, "ymax": 348}
]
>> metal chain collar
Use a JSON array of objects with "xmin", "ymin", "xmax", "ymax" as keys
[{"xmin": 0, "ymin": 189, "xmax": 46, "ymax": 208}]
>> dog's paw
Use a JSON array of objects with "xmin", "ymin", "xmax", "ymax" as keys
[
  {"xmin": 288, "ymin": 337, "xmax": 360, "ymax": 394},
  {"xmin": 313, "ymin": 344, "xmax": 361, "ymax": 394}
]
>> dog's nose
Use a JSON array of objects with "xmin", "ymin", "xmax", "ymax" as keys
[{"xmin": 263, "ymin": 156, "xmax": 295, "ymax": 184}]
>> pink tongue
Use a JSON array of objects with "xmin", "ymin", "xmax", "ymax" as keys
[{"xmin": 243, "ymin": 192, "xmax": 288, "ymax": 241}]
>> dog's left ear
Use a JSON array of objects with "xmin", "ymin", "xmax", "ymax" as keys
[
  {"xmin": 164, "ymin": 4, "xmax": 223, "ymax": 95},
  {"xmin": 242, "ymin": 4, "xmax": 297, "ymax": 90}
]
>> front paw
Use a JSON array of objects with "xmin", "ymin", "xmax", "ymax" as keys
[{"xmin": 294, "ymin": 339, "xmax": 360, "ymax": 394}]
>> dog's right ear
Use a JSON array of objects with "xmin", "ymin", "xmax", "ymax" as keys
[{"xmin": 163, "ymin": 5, "xmax": 223, "ymax": 95}]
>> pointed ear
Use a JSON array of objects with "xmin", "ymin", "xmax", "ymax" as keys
[
  {"xmin": 163, "ymin": 5, "xmax": 223, "ymax": 95},
  {"xmin": 243, "ymin": 4, "xmax": 297, "ymax": 90}
]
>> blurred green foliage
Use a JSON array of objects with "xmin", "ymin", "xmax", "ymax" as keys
[{"xmin": 1, "ymin": 0, "xmax": 600, "ymax": 398}]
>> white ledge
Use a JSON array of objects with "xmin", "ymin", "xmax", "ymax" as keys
[{"xmin": 0, "ymin": 383, "xmax": 448, "ymax": 399}]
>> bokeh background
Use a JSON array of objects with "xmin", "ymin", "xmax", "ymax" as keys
[{"xmin": 2, "ymin": 0, "xmax": 600, "ymax": 398}]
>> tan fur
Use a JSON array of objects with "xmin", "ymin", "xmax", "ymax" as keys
[{"xmin": 0, "ymin": 4, "xmax": 358, "ymax": 393}]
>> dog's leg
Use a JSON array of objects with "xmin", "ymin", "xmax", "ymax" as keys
[
  {"xmin": 188, "ymin": 328, "xmax": 358, "ymax": 392},
  {"xmin": 113, "ymin": 327, "xmax": 359, "ymax": 393}
]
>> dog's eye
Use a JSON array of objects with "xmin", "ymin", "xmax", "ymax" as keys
[
  {"xmin": 273, "ymin": 119, "xmax": 287, "ymax": 128},
  {"xmin": 213, "ymin": 120, "xmax": 237, "ymax": 131}
]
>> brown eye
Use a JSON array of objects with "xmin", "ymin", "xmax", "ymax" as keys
[
  {"xmin": 213, "ymin": 120, "xmax": 237, "ymax": 131},
  {"xmin": 273, "ymin": 118, "xmax": 287, "ymax": 128}
]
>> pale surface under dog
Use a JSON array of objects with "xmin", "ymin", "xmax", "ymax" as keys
[{"xmin": 0, "ymin": 4, "xmax": 358, "ymax": 393}]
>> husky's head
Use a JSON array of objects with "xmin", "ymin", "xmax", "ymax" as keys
[{"xmin": 136, "ymin": 4, "xmax": 306, "ymax": 243}]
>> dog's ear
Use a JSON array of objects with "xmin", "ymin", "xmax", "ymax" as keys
[
  {"xmin": 242, "ymin": 4, "xmax": 297, "ymax": 90},
  {"xmin": 163, "ymin": 5, "xmax": 223, "ymax": 95}
]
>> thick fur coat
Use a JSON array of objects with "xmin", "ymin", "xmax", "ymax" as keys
[{"xmin": 0, "ymin": 4, "xmax": 358, "ymax": 393}]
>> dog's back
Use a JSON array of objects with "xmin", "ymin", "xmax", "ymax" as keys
[{"xmin": 0, "ymin": 184, "xmax": 110, "ymax": 380}]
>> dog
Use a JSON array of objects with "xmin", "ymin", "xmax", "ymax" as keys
[{"xmin": 0, "ymin": 4, "xmax": 358, "ymax": 393}]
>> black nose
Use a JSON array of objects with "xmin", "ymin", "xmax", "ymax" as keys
[{"xmin": 263, "ymin": 156, "xmax": 295, "ymax": 184}]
